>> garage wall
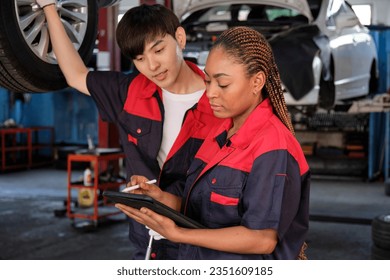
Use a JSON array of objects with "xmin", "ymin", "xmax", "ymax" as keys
[
  {"xmin": 51, "ymin": 89, "xmax": 98, "ymax": 145},
  {"xmin": 0, "ymin": 87, "xmax": 98, "ymax": 146},
  {"xmin": 349, "ymin": 0, "xmax": 390, "ymax": 26}
]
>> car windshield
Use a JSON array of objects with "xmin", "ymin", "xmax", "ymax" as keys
[
  {"xmin": 183, "ymin": 4, "xmax": 306, "ymax": 24},
  {"xmin": 182, "ymin": 4, "xmax": 309, "ymax": 41}
]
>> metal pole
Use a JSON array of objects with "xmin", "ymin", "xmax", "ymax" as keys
[{"xmin": 145, "ymin": 235, "xmax": 154, "ymax": 260}]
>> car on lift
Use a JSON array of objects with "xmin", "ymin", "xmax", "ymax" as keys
[
  {"xmin": 174, "ymin": 0, "xmax": 379, "ymax": 110},
  {"xmin": 0, "ymin": 0, "xmax": 120, "ymax": 93}
]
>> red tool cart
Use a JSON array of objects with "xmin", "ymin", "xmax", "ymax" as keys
[{"xmin": 67, "ymin": 150, "xmax": 126, "ymax": 227}]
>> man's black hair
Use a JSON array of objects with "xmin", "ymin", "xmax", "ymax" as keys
[{"xmin": 116, "ymin": 4, "xmax": 180, "ymax": 59}]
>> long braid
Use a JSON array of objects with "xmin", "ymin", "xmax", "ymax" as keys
[{"xmin": 212, "ymin": 26, "xmax": 295, "ymax": 134}]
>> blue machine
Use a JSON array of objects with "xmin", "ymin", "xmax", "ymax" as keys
[{"xmin": 368, "ymin": 26, "xmax": 390, "ymax": 186}]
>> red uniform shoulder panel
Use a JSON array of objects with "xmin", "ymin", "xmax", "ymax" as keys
[{"xmin": 123, "ymin": 74, "xmax": 162, "ymax": 121}]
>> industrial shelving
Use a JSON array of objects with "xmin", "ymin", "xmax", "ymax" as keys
[{"xmin": 0, "ymin": 126, "xmax": 54, "ymax": 171}]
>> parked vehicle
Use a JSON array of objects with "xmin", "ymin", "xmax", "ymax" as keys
[
  {"xmin": 0, "ymin": 0, "xmax": 120, "ymax": 93},
  {"xmin": 174, "ymin": 0, "xmax": 379, "ymax": 109}
]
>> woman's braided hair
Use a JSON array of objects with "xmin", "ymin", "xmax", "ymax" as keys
[{"xmin": 211, "ymin": 26, "xmax": 295, "ymax": 134}]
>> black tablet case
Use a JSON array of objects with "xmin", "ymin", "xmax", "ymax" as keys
[{"xmin": 103, "ymin": 190, "xmax": 205, "ymax": 229}]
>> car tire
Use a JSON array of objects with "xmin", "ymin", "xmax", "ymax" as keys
[
  {"xmin": 371, "ymin": 214, "xmax": 390, "ymax": 250},
  {"xmin": 385, "ymin": 183, "xmax": 390, "ymax": 197},
  {"xmin": 371, "ymin": 244, "xmax": 390, "ymax": 260},
  {"xmin": 318, "ymin": 66, "xmax": 335, "ymax": 110},
  {"xmin": 369, "ymin": 60, "xmax": 379, "ymax": 94},
  {"xmin": 0, "ymin": 0, "xmax": 98, "ymax": 93}
]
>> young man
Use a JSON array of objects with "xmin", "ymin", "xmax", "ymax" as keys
[{"xmin": 35, "ymin": 1, "xmax": 221, "ymax": 259}]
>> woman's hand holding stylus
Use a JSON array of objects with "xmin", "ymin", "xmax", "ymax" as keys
[
  {"xmin": 124, "ymin": 175, "xmax": 163, "ymax": 201},
  {"xmin": 125, "ymin": 175, "xmax": 182, "ymax": 210}
]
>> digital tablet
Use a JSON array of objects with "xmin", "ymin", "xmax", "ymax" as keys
[{"xmin": 103, "ymin": 190, "xmax": 205, "ymax": 229}]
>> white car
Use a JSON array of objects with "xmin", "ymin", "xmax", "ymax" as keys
[{"xmin": 175, "ymin": 0, "xmax": 379, "ymax": 109}]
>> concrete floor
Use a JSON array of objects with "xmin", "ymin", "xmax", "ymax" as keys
[{"xmin": 0, "ymin": 167, "xmax": 389, "ymax": 260}]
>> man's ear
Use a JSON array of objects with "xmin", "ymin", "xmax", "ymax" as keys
[{"xmin": 175, "ymin": 26, "xmax": 186, "ymax": 49}]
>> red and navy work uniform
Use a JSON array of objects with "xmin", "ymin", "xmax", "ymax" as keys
[
  {"xmin": 179, "ymin": 98, "xmax": 310, "ymax": 259},
  {"xmin": 86, "ymin": 61, "xmax": 222, "ymax": 259}
]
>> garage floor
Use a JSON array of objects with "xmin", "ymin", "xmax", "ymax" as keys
[{"xmin": 0, "ymin": 167, "xmax": 389, "ymax": 260}]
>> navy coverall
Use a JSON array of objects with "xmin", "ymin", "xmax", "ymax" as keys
[{"xmin": 179, "ymin": 98, "xmax": 310, "ymax": 259}]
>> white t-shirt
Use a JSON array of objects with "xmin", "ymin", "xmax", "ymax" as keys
[{"xmin": 157, "ymin": 88, "xmax": 204, "ymax": 168}]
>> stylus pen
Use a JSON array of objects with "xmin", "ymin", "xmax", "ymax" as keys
[
  {"xmin": 145, "ymin": 235, "xmax": 154, "ymax": 260},
  {"xmin": 122, "ymin": 179, "xmax": 157, "ymax": 193}
]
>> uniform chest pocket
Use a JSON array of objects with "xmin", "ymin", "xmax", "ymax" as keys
[
  {"xmin": 204, "ymin": 167, "xmax": 246, "ymax": 228},
  {"xmin": 206, "ymin": 189, "xmax": 242, "ymax": 228},
  {"xmin": 118, "ymin": 111, "xmax": 153, "ymax": 141}
]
